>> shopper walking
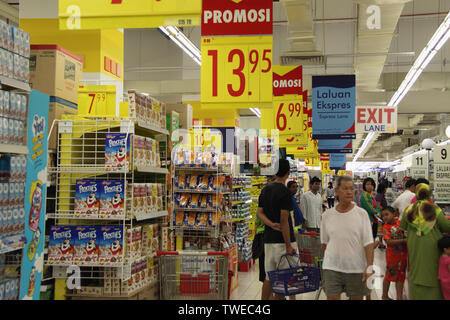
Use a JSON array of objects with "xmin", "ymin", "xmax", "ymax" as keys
[
  {"xmin": 400, "ymin": 183, "xmax": 450, "ymax": 300},
  {"xmin": 326, "ymin": 182, "xmax": 335, "ymax": 209},
  {"xmin": 438, "ymin": 236, "xmax": 450, "ymax": 300},
  {"xmin": 392, "ymin": 179, "xmax": 416, "ymax": 220},
  {"xmin": 320, "ymin": 176, "xmax": 374, "ymax": 300},
  {"xmin": 256, "ymin": 159, "xmax": 296, "ymax": 300},
  {"xmin": 300, "ymin": 177, "xmax": 323, "ymax": 233},
  {"xmin": 359, "ymin": 177, "xmax": 381, "ymax": 248},
  {"xmin": 381, "ymin": 206, "xmax": 407, "ymax": 300},
  {"xmin": 411, "ymin": 178, "xmax": 435, "ymax": 204},
  {"xmin": 287, "ymin": 181, "xmax": 304, "ymax": 231}
]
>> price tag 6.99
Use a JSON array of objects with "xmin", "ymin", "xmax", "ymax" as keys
[{"xmin": 275, "ymin": 97, "xmax": 308, "ymax": 147}]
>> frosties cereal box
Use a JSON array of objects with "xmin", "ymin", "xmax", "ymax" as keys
[
  {"xmin": 73, "ymin": 226, "xmax": 99, "ymax": 265},
  {"xmin": 48, "ymin": 225, "xmax": 73, "ymax": 265},
  {"xmin": 74, "ymin": 180, "xmax": 100, "ymax": 218},
  {"xmin": 99, "ymin": 226, "xmax": 123, "ymax": 265},
  {"xmin": 105, "ymin": 133, "xmax": 130, "ymax": 172},
  {"xmin": 99, "ymin": 181, "xmax": 125, "ymax": 218}
]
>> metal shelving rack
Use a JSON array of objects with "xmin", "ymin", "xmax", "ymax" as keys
[
  {"xmin": 0, "ymin": 73, "xmax": 31, "ymax": 300},
  {"xmin": 45, "ymin": 118, "xmax": 170, "ymax": 298}
]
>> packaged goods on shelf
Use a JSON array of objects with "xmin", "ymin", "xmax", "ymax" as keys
[
  {"xmin": 174, "ymin": 174, "xmax": 225, "ymax": 192},
  {"xmin": 174, "ymin": 149, "xmax": 233, "ymax": 170},
  {"xmin": 127, "ymin": 90, "xmax": 166, "ymax": 130},
  {"xmin": 0, "ymin": 91, "xmax": 28, "ymax": 146},
  {"xmin": 130, "ymin": 183, "xmax": 164, "ymax": 217},
  {"xmin": 73, "ymin": 226, "xmax": 99, "ymax": 265},
  {"xmin": 99, "ymin": 181, "xmax": 125, "ymax": 218},
  {"xmin": 233, "ymin": 176, "xmax": 251, "ymax": 187},
  {"xmin": 105, "ymin": 133, "xmax": 130, "ymax": 172},
  {"xmin": 48, "ymin": 225, "xmax": 74, "ymax": 265},
  {"xmin": 74, "ymin": 180, "xmax": 100, "ymax": 218},
  {"xmin": 0, "ymin": 155, "xmax": 26, "ymax": 238},
  {"xmin": 133, "ymin": 135, "xmax": 161, "ymax": 168},
  {"xmin": 0, "ymin": 278, "xmax": 19, "ymax": 300},
  {"xmin": 98, "ymin": 226, "xmax": 123, "ymax": 265}
]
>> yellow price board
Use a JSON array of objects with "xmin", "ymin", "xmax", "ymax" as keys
[
  {"xmin": 305, "ymin": 157, "xmax": 320, "ymax": 167},
  {"xmin": 321, "ymin": 160, "xmax": 333, "ymax": 174},
  {"xmin": 59, "ymin": 0, "xmax": 201, "ymax": 30},
  {"xmin": 190, "ymin": 128, "xmax": 222, "ymax": 152},
  {"xmin": 201, "ymin": 36, "xmax": 273, "ymax": 109},
  {"xmin": 273, "ymin": 95, "xmax": 308, "ymax": 148},
  {"xmin": 78, "ymin": 85, "xmax": 116, "ymax": 118}
]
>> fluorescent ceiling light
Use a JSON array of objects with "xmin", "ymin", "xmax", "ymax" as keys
[
  {"xmin": 159, "ymin": 26, "xmax": 201, "ymax": 66},
  {"xmin": 250, "ymin": 108, "xmax": 261, "ymax": 118},
  {"xmin": 353, "ymin": 12, "xmax": 450, "ymax": 162},
  {"xmin": 437, "ymin": 139, "xmax": 450, "ymax": 146}
]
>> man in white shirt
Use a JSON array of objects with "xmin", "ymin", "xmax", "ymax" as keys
[
  {"xmin": 300, "ymin": 176, "xmax": 323, "ymax": 233},
  {"xmin": 321, "ymin": 175, "xmax": 375, "ymax": 300},
  {"xmin": 392, "ymin": 179, "xmax": 416, "ymax": 220}
]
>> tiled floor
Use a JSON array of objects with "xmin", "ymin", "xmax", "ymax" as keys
[{"xmin": 230, "ymin": 248, "xmax": 408, "ymax": 300}]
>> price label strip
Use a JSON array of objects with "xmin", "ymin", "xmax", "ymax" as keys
[{"xmin": 201, "ymin": 36, "xmax": 273, "ymax": 109}]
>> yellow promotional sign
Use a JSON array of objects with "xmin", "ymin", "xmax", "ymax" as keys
[
  {"xmin": 304, "ymin": 157, "xmax": 320, "ymax": 167},
  {"xmin": 59, "ymin": 0, "xmax": 201, "ymax": 30},
  {"xmin": 201, "ymin": 36, "xmax": 273, "ymax": 109},
  {"xmin": 189, "ymin": 128, "xmax": 222, "ymax": 152},
  {"xmin": 78, "ymin": 85, "xmax": 116, "ymax": 117},
  {"xmin": 273, "ymin": 95, "xmax": 308, "ymax": 148},
  {"xmin": 321, "ymin": 159, "xmax": 334, "ymax": 175}
]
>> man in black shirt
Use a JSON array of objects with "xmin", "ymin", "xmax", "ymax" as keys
[{"xmin": 257, "ymin": 159, "xmax": 296, "ymax": 300}]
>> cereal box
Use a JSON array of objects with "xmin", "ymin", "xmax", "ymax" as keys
[
  {"xmin": 99, "ymin": 181, "xmax": 125, "ymax": 218},
  {"xmin": 74, "ymin": 180, "xmax": 100, "ymax": 218},
  {"xmin": 73, "ymin": 226, "xmax": 99, "ymax": 265},
  {"xmin": 99, "ymin": 226, "xmax": 123, "ymax": 265},
  {"xmin": 48, "ymin": 225, "xmax": 73, "ymax": 264},
  {"xmin": 105, "ymin": 133, "xmax": 130, "ymax": 172}
]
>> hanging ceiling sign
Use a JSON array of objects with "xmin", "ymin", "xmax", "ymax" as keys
[
  {"xmin": 318, "ymin": 139, "xmax": 353, "ymax": 154},
  {"xmin": 273, "ymin": 65, "xmax": 303, "ymax": 97},
  {"xmin": 356, "ymin": 105, "xmax": 397, "ymax": 133},
  {"xmin": 201, "ymin": 0, "xmax": 273, "ymax": 110},
  {"xmin": 312, "ymin": 75, "xmax": 356, "ymax": 140},
  {"xmin": 434, "ymin": 145, "xmax": 450, "ymax": 202},
  {"xmin": 273, "ymin": 95, "xmax": 308, "ymax": 148},
  {"xmin": 330, "ymin": 153, "xmax": 347, "ymax": 171},
  {"xmin": 59, "ymin": 0, "xmax": 202, "ymax": 30}
]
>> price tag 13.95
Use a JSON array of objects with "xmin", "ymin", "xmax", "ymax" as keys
[{"xmin": 201, "ymin": 36, "xmax": 273, "ymax": 109}]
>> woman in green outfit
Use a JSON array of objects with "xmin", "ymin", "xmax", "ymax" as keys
[
  {"xmin": 400, "ymin": 183, "xmax": 450, "ymax": 300},
  {"xmin": 359, "ymin": 177, "xmax": 382, "ymax": 248}
]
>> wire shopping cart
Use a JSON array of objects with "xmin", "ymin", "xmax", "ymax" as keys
[
  {"xmin": 157, "ymin": 250, "xmax": 232, "ymax": 300},
  {"xmin": 295, "ymin": 231, "xmax": 324, "ymax": 300}
]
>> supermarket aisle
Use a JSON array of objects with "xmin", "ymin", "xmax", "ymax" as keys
[{"xmin": 230, "ymin": 248, "xmax": 404, "ymax": 300}]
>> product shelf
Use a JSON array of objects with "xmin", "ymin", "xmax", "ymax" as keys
[
  {"xmin": 0, "ymin": 143, "xmax": 29, "ymax": 155},
  {"xmin": 134, "ymin": 210, "xmax": 168, "ymax": 221},
  {"xmin": 174, "ymin": 166, "xmax": 220, "ymax": 173},
  {"xmin": 45, "ymin": 213, "xmax": 128, "ymax": 221},
  {"xmin": 174, "ymin": 208, "xmax": 218, "ymax": 212},
  {"xmin": 173, "ymin": 189, "xmax": 219, "ymax": 194},
  {"xmin": 0, "ymin": 234, "xmax": 27, "ymax": 255},
  {"xmin": 135, "ymin": 120, "xmax": 169, "ymax": 136},
  {"xmin": 65, "ymin": 280, "xmax": 158, "ymax": 299},
  {"xmin": 45, "ymin": 262, "xmax": 124, "ymax": 268},
  {"xmin": 0, "ymin": 75, "xmax": 31, "ymax": 92},
  {"xmin": 134, "ymin": 166, "xmax": 169, "ymax": 175}
]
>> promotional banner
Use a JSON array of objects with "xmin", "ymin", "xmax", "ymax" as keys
[
  {"xmin": 356, "ymin": 105, "xmax": 397, "ymax": 133},
  {"xmin": 201, "ymin": 0, "xmax": 272, "ymax": 36},
  {"xmin": 201, "ymin": 0, "xmax": 273, "ymax": 110},
  {"xmin": 312, "ymin": 75, "xmax": 356, "ymax": 139},
  {"xmin": 20, "ymin": 91, "xmax": 50, "ymax": 300},
  {"xmin": 288, "ymin": 105, "xmax": 319, "ymax": 158},
  {"xmin": 433, "ymin": 145, "xmax": 450, "ymax": 201},
  {"xmin": 59, "ymin": 0, "xmax": 202, "ymax": 30},
  {"xmin": 273, "ymin": 65, "xmax": 303, "ymax": 97},
  {"xmin": 318, "ymin": 139, "xmax": 353, "ymax": 154},
  {"xmin": 330, "ymin": 153, "xmax": 347, "ymax": 171}
]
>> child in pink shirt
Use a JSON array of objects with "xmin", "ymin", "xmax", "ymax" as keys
[{"xmin": 438, "ymin": 236, "xmax": 450, "ymax": 300}]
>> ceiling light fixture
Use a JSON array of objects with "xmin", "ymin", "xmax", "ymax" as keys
[
  {"xmin": 159, "ymin": 26, "xmax": 201, "ymax": 66},
  {"xmin": 353, "ymin": 12, "xmax": 450, "ymax": 163}
]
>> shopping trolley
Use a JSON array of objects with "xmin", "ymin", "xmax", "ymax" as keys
[
  {"xmin": 157, "ymin": 250, "xmax": 233, "ymax": 300},
  {"xmin": 295, "ymin": 231, "xmax": 324, "ymax": 300}
]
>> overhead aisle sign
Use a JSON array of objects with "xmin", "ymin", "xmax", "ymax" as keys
[
  {"xmin": 356, "ymin": 105, "xmax": 397, "ymax": 133},
  {"xmin": 318, "ymin": 139, "xmax": 353, "ymax": 154},
  {"xmin": 330, "ymin": 153, "xmax": 347, "ymax": 171},
  {"xmin": 434, "ymin": 145, "xmax": 450, "ymax": 201},
  {"xmin": 312, "ymin": 75, "xmax": 356, "ymax": 139},
  {"xmin": 201, "ymin": 0, "xmax": 273, "ymax": 110},
  {"xmin": 59, "ymin": 0, "xmax": 202, "ymax": 30},
  {"xmin": 409, "ymin": 152, "xmax": 429, "ymax": 179}
]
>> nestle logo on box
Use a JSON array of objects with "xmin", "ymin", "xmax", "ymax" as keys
[
  {"xmin": 202, "ymin": 0, "xmax": 273, "ymax": 36},
  {"xmin": 273, "ymin": 66, "xmax": 303, "ymax": 97}
]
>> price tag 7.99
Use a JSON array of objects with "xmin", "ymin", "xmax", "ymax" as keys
[
  {"xmin": 78, "ymin": 85, "xmax": 116, "ymax": 117},
  {"xmin": 201, "ymin": 36, "xmax": 273, "ymax": 109}
]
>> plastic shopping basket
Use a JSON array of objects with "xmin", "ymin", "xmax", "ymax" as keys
[{"xmin": 267, "ymin": 254, "xmax": 321, "ymax": 296}]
